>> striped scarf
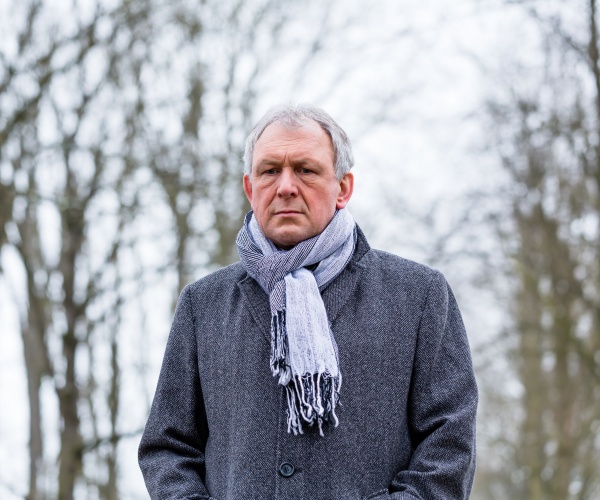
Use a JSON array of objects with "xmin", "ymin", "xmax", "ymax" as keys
[{"xmin": 236, "ymin": 209, "xmax": 356, "ymax": 435}]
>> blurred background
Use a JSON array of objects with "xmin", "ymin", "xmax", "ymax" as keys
[{"xmin": 1, "ymin": 0, "xmax": 599, "ymax": 498}]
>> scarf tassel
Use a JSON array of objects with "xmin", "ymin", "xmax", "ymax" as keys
[
  {"xmin": 270, "ymin": 311, "xmax": 291, "ymax": 385},
  {"xmin": 285, "ymin": 371, "xmax": 341, "ymax": 437}
]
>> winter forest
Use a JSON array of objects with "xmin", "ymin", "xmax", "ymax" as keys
[{"xmin": 0, "ymin": 0, "xmax": 599, "ymax": 498}]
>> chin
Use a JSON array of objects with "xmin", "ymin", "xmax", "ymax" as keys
[
  {"xmin": 271, "ymin": 233, "xmax": 304, "ymax": 249},
  {"xmin": 268, "ymin": 225, "xmax": 319, "ymax": 249},
  {"xmin": 273, "ymin": 239, "xmax": 299, "ymax": 250}
]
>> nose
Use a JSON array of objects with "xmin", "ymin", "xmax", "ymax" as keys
[{"xmin": 276, "ymin": 168, "xmax": 298, "ymax": 198}]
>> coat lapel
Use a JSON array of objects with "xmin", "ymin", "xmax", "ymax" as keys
[
  {"xmin": 322, "ymin": 227, "xmax": 371, "ymax": 323},
  {"xmin": 238, "ymin": 275, "xmax": 272, "ymax": 341}
]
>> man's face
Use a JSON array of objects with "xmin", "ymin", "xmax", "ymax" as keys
[{"xmin": 243, "ymin": 120, "xmax": 353, "ymax": 249}]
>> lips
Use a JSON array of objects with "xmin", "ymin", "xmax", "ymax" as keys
[{"xmin": 274, "ymin": 210, "xmax": 303, "ymax": 216}]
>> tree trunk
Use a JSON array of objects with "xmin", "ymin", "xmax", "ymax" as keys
[{"xmin": 22, "ymin": 326, "xmax": 43, "ymax": 500}]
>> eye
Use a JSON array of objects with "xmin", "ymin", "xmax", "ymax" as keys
[{"xmin": 299, "ymin": 167, "xmax": 313, "ymax": 174}]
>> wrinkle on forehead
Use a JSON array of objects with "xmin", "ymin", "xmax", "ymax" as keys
[{"xmin": 252, "ymin": 121, "xmax": 334, "ymax": 168}]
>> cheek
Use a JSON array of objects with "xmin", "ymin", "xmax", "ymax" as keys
[
  {"xmin": 250, "ymin": 188, "xmax": 267, "ymax": 208},
  {"xmin": 252, "ymin": 197, "xmax": 266, "ymax": 215},
  {"xmin": 315, "ymin": 198, "xmax": 336, "ymax": 224},
  {"xmin": 251, "ymin": 191, "xmax": 274, "ymax": 222}
]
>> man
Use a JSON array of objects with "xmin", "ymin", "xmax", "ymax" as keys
[{"xmin": 139, "ymin": 103, "xmax": 478, "ymax": 499}]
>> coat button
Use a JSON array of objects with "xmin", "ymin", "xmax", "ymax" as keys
[{"xmin": 279, "ymin": 462, "xmax": 295, "ymax": 477}]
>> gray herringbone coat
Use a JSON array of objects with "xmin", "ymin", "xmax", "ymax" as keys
[{"xmin": 139, "ymin": 229, "xmax": 478, "ymax": 500}]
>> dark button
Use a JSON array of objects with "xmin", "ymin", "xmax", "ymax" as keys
[{"xmin": 279, "ymin": 462, "xmax": 295, "ymax": 477}]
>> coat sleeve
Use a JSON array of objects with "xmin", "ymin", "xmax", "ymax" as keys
[
  {"xmin": 388, "ymin": 270, "xmax": 478, "ymax": 499},
  {"xmin": 138, "ymin": 285, "xmax": 215, "ymax": 500}
]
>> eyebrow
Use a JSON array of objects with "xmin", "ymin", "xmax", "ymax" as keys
[
  {"xmin": 255, "ymin": 159, "xmax": 282, "ymax": 167},
  {"xmin": 255, "ymin": 157, "xmax": 320, "ymax": 169}
]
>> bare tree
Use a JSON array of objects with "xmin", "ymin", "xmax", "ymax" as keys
[
  {"xmin": 1, "ymin": 0, "xmax": 158, "ymax": 497},
  {"xmin": 477, "ymin": 1, "xmax": 600, "ymax": 497}
]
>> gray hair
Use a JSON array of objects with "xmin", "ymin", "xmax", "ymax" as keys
[{"xmin": 243, "ymin": 103, "xmax": 354, "ymax": 180}]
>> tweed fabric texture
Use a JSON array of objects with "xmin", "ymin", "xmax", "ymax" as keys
[
  {"xmin": 139, "ymin": 228, "xmax": 478, "ymax": 500},
  {"xmin": 236, "ymin": 208, "xmax": 356, "ymax": 436}
]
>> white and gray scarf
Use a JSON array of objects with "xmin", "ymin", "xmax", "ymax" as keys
[{"xmin": 236, "ymin": 208, "xmax": 356, "ymax": 436}]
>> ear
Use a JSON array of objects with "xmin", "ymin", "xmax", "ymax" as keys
[
  {"xmin": 336, "ymin": 172, "xmax": 354, "ymax": 209},
  {"xmin": 243, "ymin": 174, "xmax": 253, "ymax": 204}
]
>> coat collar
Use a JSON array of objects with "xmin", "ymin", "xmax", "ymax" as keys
[{"xmin": 238, "ymin": 225, "xmax": 371, "ymax": 341}]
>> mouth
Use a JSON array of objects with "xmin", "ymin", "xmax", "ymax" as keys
[{"xmin": 274, "ymin": 210, "xmax": 302, "ymax": 216}]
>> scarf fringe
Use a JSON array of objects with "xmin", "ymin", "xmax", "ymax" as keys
[
  {"xmin": 271, "ymin": 310, "xmax": 342, "ymax": 436},
  {"xmin": 285, "ymin": 371, "xmax": 341, "ymax": 437},
  {"xmin": 270, "ymin": 310, "xmax": 291, "ymax": 385}
]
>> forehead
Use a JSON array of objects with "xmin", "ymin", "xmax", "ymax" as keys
[{"xmin": 253, "ymin": 120, "xmax": 334, "ymax": 164}]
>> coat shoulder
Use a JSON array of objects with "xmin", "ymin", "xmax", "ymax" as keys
[
  {"xmin": 365, "ymin": 248, "xmax": 443, "ymax": 289},
  {"xmin": 185, "ymin": 262, "xmax": 247, "ymax": 298}
]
